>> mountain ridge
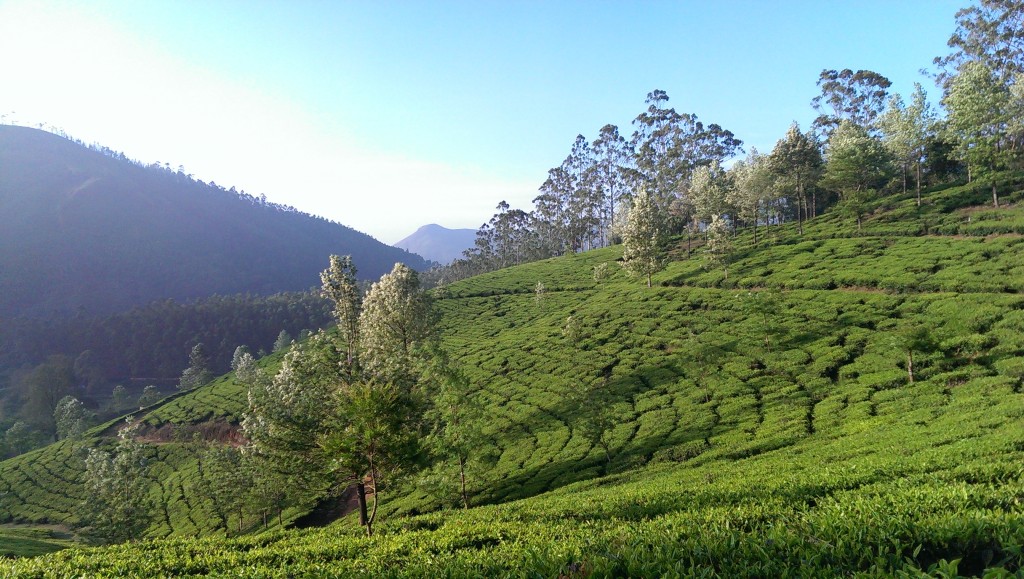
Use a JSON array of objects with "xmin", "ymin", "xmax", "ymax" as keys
[
  {"xmin": 394, "ymin": 223, "xmax": 476, "ymax": 265},
  {"xmin": 0, "ymin": 125, "xmax": 427, "ymax": 318}
]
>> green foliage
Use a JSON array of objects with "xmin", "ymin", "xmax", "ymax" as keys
[
  {"xmin": 79, "ymin": 421, "xmax": 154, "ymax": 544},
  {"xmin": 621, "ymin": 189, "xmax": 666, "ymax": 287},
  {"xmin": 3, "ymin": 179, "xmax": 1024, "ymax": 574}
]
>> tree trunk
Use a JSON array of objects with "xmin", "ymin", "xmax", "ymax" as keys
[
  {"xmin": 647, "ymin": 272, "xmax": 652, "ymax": 288},
  {"xmin": 366, "ymin": 457, "xmax": 379, "ymax": 537},
  {"xmin": 907, "ymin": 349, "xmax": 914, "ymax": 384},
  {"xmin": 752, "ymin": 220, "xmax": 758, "ymax": 246},
  {"xmin": 915, "ymin": 159, "xmax": 922, "ymax": 207},
  {"xmin": 992, "ymin": 182, "xmax": 999, "ymax": 208},
  {"xmin": 459, "ymin": 455, "xmax": 469, "ymax": 509},
  {"xmin": 356, "ymin": 481, "xmax": 368, "ymax": 524}
]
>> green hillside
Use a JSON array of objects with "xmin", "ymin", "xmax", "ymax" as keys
[{"xmin": 2, "ymin": 180, "xmax": 1024, "ymax": 575}]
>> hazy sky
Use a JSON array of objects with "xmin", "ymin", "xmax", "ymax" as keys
[{"xmin": 0, "ymin": 0, "xmax": 964, "ymax": 244}]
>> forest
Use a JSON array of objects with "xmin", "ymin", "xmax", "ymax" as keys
[{"xmin": 2, "ymin": 1, "xmax": 1024, "ymax": 576}]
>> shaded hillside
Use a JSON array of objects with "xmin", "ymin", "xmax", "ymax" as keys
[
  {"xmin": 0, "ymin": 291, "xmax": 331, "ymax": 388},
  {"xmin": 394, "ymin": 223, "xmax": 476, "ymax": 264},
  {"xmin": 0, "ymin": 125, "xmax": 427, "ymax": 319},
  {"xmin": 2, "ymin": 180, "xmax": 1023, "ymax": 576}
]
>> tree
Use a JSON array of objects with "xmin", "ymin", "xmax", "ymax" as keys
[
  {"xmin": 231, "ymin": 346, "xmax": 251, "ymax": 372},
  {"xmin": 178, "ymin": 343, "xmax": 212, "ymax": 390},
  {"xmin": 943, "ymin": 61, "xmax": 1020, "ymax": 206},
  {"xmin": 241, "ymin": 333, "xmax": 338, "ymax": 511},
  {"xmin": 632, "ymin": 90, "xmax": 742, "ymax": 218},
  {"xmin": 246, "ymin": 261, "xmax": 435, "ymax": 537},
  {"xmin": 79, "ymin": 421, "xmax": 153, "ymax": 544},
  {"xmin": 879, "ymin": 83, "xmax": 937, "ymax": 205},
  {"xmin": 359, "ymin": 263, "xmax": 434, "ymax": 385},
  {"xmin": 934, "ymin": 0, "xmax": 1024, "ymax": 91},
  {"xmin": 891, "ymin": 324, "xmax": 936, "ymax": 384},
  {"xmin": 689, "ymin": 160, "xmax": 732, "ymax": 229},
  {"xmin": 195, "ymin": 445, "xmax": 251, "ymax": 534},
  {"xmin": 728, "ymin": 149, "xmax": 775, "ymax": 245},
  {"xmin": 110, "ymin": 384, "xmax": 130, "ymax": 411},
  {"xmin": 54, "ymin": 395, "xmax": 92, "ymax": 440},
  {"xmin": 320, "ymin": 255, "xmax": 361, "ymax": 372},
  {"xmin": 272, "ymin": 330, "xmax": 292, "ymax": 352},
  {"xmin": 768, "ymin": 123, "xmax": 823, "ymax": 234},
  {"xmin": 621, "ymin": 188, "xmax": 666, "ymax": 287},
  {"xmin": 704, "ymin": 215, "xmax": 734, "ymax": 279},
  {"xmin": 138, "ymin": 385, "xmax": 161, "ymax": 407},
  {"xmin": 420, "ymin": 349, "xmax": 493, "ymax": 509},
  {"xmin": 819, "ymin": 121, "xmax": 896, "ymax": 231},
  {"xmin": 3, "ymin": 421, "xmax": 42, "ymax": 457},
  {"xmin": 591, "ymin": 124, "xmax": 634, "ymax": 245},
  {"xmin": 811, "ymin": 69, "xmax": 892, "ymax": 137},
  {"xmin": 18, "ymin": 355, "xmax": 76, "ymax": 434}
]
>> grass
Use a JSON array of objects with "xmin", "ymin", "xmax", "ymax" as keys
[{"xmin": 1, "ymin": 178, "xmax": 1023, "ymax": 573}]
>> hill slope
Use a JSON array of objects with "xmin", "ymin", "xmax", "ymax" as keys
[
  {"xmin": 394, "ymin": 223, "xmax": 476, "ymax": 264},
  {"xmin": 0, "ymin": 125, "xmax": 427, "ymax": 318},
  {"xmin": 2, "ymin": 180, "xmax": 1024, "ymax": 574}
]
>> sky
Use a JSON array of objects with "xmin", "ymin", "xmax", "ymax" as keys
[{"xmin": 0, "ymin": 0, "xmax": 966, "ymax": 244}]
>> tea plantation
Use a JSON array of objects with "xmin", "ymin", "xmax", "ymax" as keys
[{"xmin": 2, "ymin": 181, "xmax": 1023, "ymax": 576}]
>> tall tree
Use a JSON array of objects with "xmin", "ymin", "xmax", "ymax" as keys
[
  {"xmin": 689, "ymin": 160, "xmax": 733, "ymax": 229},
  {"xmin": 621, "ymin": 189, "xmax": 666, "ymax": 287},
  {"xmin": 934, "ymin": 0, "xmax": 1024, "ymax": 90},
  {"xmin": 359, "ymin": 263, "xmax": 434, "ymax": 385},
  {"xmin": 178, "ymin": 343, "xmax": 212, "ymax": 390},
  {"xmin": 811, "ymin": 69, "xmax": 892, "ymax": 137},
  {"xmin": 879, "ymin": 83, "xmax": 937, "ymax": 205},
  {"xmin": 79, "ymin": 421, "xmax": 153, "ymax": 544},
  {"xmin": 632, "ymin": 90, "xmax": 742, "ymax": 220},
  {"xmin": 54, "ymin": 395, "xmax": 92, "ymax": 440},
  {"xmin": 320, "ymin": 255, "xmax": 361, "ymax": 373},
  {"xmin": 420, "ymin": 348, "xmax": 492, "ymax": 509},
  {"xmin": 591, "ymin": 124, "xmax": 634, "ymax": 246},
  {"xmin": 768, "ymin": 123, "xmax": 823, "ymax": 234},
  {"xmin": 728, "ymin": 149, "xmax": 774, "ymax": 245},
  {"xmin": 704, "ymin": 215, "xmax": 734, "ymax": 279},
  {"xmin": 195, "ymin": 444, "xmax": 251, "ymax": 534},
  {"xmin": 819, "ymin": 121, "xmax": 896, "ymax": 231},
  {"xmin": 943, "ymin": 61, "xmax": 1021, "ymax": 206}
]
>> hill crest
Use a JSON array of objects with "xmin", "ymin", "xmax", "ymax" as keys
[{"xmin": 0, "ymin": 125, "xmax": 427, "ymax": 318}]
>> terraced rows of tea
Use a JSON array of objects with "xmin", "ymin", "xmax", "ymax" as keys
[{"xmin": 2, "ymin": 181, "xmax": 1024, "ymax": 574}]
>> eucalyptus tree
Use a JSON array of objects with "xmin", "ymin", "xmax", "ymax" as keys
[
  {"xmin": 942, "ymin": 61, "xmax": 1021, "ymax": 207},
  {"xmin": 631, "ymin": 90, "xmax": 742, "ymax": 223},
  {"xmin": 320, "ymin": 254, "xmax": 361, "ymax": 372},
  {"xmin": 562, "ymin": 134, "xmax": 602, "ymax": 252},
  {"xmin": 933, "ymin": 0, "xmax": 1024, "ymax": 91},
  {"xmin": 819, "ymin": 121, "xmax": 896, "ymax": 231},
  {"xmin": 591, "ymin": 124, "xmax": 634, "ymax": 245},
  {"xmin": 80, "ymin": 421, "xmax": 153, "ymax": 544},
  {"xmin": 195, "ymin": 444, "xmax": 251, "ymax": 533},
  {"xmin": 689, "ymin": 160, "xmax": 733, "ymax": 230},
  {"xmin": 178, "ymin": 343, "xmax": 212, "ymax": 390},
  {"xmin": 54, "ymin": 395, "xmax": 92, "ymax": 440},
  {"xmin": 879, "ymin": 83, "xmax": 936, "ymax": 204},
  {"xmin": 728, "ymin": 149, "xmax": 774, "ymax": 245},
  {"xmin": 768, "ymin": 123, "xmax": 823, "ymax": 234},
  {"xmin": 810, "ymin": 69, "xmax": 892, "ymax": 137},
  {"xmin": 420, "ymin": 348, "xmax": 492, "ymax": 509},
  {"xmin": 704, "ymin": 215, "xmax": 734, "ymax": 279},
  {"xmin": 621, "ymin": 188, "xmax": 666, "ymax": 287}
]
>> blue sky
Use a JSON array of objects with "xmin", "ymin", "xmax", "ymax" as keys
[{"xmin": 0, "ymin": 0, "xmax": 964, "ymax": 243}]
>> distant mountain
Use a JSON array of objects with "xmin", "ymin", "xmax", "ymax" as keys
[
  {"xmin": 394, "ymin": 223, "xmax": 476, "ymax": 264},
  {"xmin": 0, "ymin": 125, "xmax": 427, "ymax": 318}
]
